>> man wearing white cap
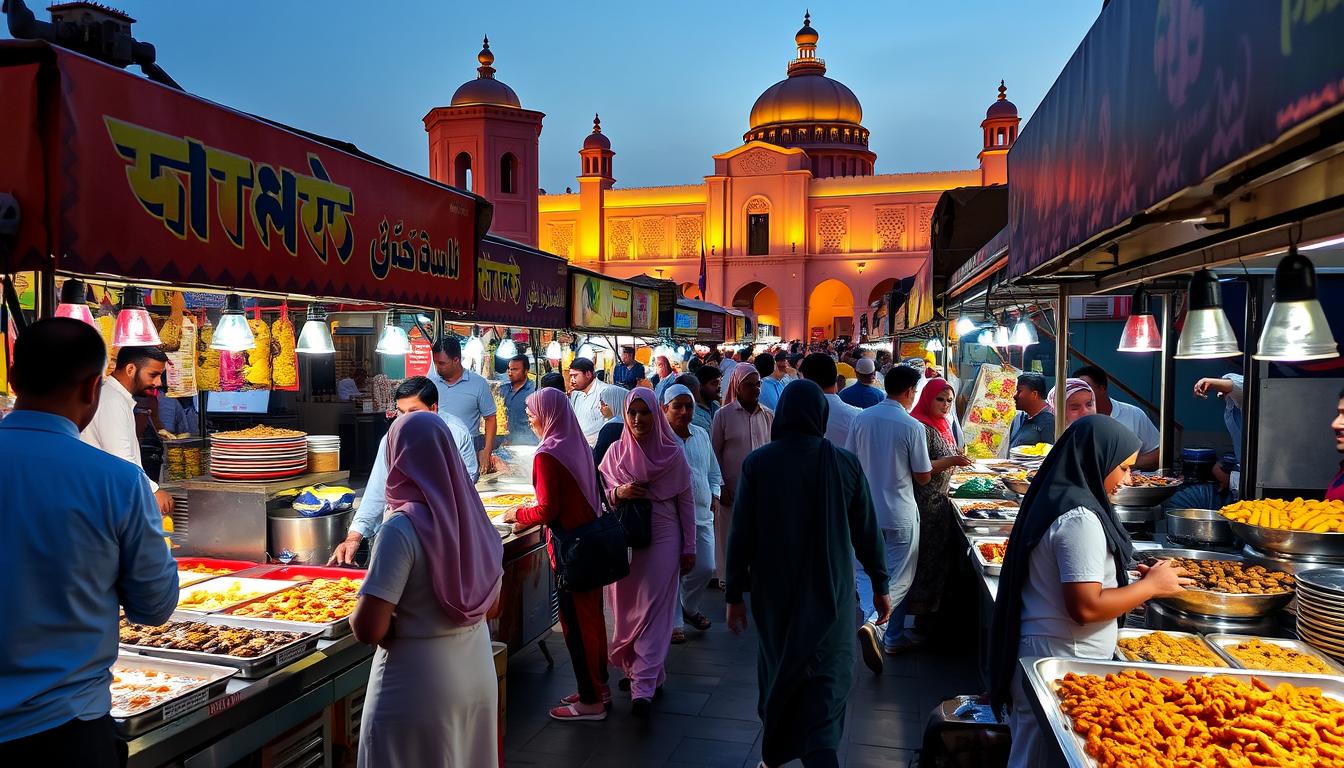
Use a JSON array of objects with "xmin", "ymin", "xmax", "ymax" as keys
[
  {"xmin": 663, "ymin": 384, "xmax": 721, "ymax": 641},
  {"xmin": 839, "ymin": 357, "xmax": 884, "ymax": 409}
]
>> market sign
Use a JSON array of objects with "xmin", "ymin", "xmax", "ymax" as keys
[
  {"xmin": 631, "ymin": 288, "xmax": 659, "ymax": 334},
  {"xmin": 476, "ymin": 236, "xmax": 567, "ymax": 328},
  {"xmin": 571, "ymin": 271, "xmax": 632, "ymax": 331},
  {"xmin": 0, "ymin": 44, "xmax": 482, "ymax": 309},
  {"xmin": 673, "ymin": 307, "xmax": 697, "ymax": 335},
  {"xmin": 699, "ymin": 310, "xmax": 726, "ymax": 342},
  {"xmin": 1008, "ymin": 0, "xmax": 1344, "ymax": 278}
]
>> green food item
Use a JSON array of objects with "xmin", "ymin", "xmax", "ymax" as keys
[{"xmin": 953, "ymin": 477, "xmax": 998, "ymax": 498}]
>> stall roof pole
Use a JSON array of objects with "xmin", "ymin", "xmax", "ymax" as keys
[
  {"xmin": 1054, "ymin": 284, "xmax": 1070, "ymax": 439},
  {"xmin": 1240, "ymin": 277, "xmax": 1264, "ymax": 499},
  {"xmin": 1159, "ymin": 293, "xmax": 1177, "ymax": 471}
]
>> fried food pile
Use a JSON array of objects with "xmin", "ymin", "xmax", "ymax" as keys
[
  {"xmin": 178, "ymin": 582, "xmax": 271, "ymax": 611},
  {"xmin": 977, "ymin": 541, "xmax": 1007, "ymax": 564},
  {"xmin": 180, "ymin": 564, "xmax": 233, "ymax": 576},
  {"xmin": 1162, "ymin": 558, "xmax": 1294, "ymax": 595},
  {"xmin": 1055, "ymin": 669, "xmax": 1344, "ymax": 767},
  {"xmin": 228, "ymin": 578, "xmax": 361, "ymax": 624},
  {"xmin": 1221, "ymin": 498, "xmax": 1344, "ymax": 533},
  {"xmin": 120, "ymin": 618, "xmax": 307, "ymax": 658},
  {"xmin": 1118, "ymin": 631, "xmax": 1226, "ymax": 667},
  {"xmin": 1223, "ymin": 638, "xmax": 1337, "ymax": 675},
  {"xmin": 212, "ymin": 425, "xmax": 306, "ymax": 439},
  {"xmin": 110, "ymin": 666, "xmax": 207, "ymax": 716},
  {"xmin": 1124, "ymin": 474, "xmax": 1182, "ymax": 487}
]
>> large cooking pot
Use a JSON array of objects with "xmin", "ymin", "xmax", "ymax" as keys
[
  {"xmin": 268, "ymin": 507, "xmax": 355, "ymax": 565},
  {"xmin": 1166, "ymin": 508, "xmax": 1235, "ymax": 548}
]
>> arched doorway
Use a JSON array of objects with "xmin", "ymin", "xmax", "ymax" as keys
[
  {"xmin": 732, "ymin": 282, "xmax": 780, "ymax": 337},
  {"xmin": 807, "ymin": 279, "xmax": 855, "ymax": 340},
  {"xmin": 679, "ymin": 282, "xmax": 703, "ymax": 301},
  {"xmin": 868, "ymin": 277, "xmax": 898, "ymax": 306}
]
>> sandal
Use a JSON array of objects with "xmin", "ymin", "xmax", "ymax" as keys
[
  {"xmin": 671, "ymin": 628, "xmax": 687, "ymax": 644},
  {"xmin": 682, "ymin": 611, "xmax": 712, "ymax": 631},
  {"xmin": 560, "ymin": 688, "xmax": 612, "ymax": 706},
  {"xmin": 549, "ymin": 702, "xmax": 607, "ymax": 721}
]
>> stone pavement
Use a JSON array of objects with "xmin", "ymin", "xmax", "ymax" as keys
[{"xmin": 502, "ymin": 590, "xmax": 982, "ymax": 767}]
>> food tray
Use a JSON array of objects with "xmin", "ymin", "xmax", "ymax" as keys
[
  {"xmin": 247, "ymin": 564, "xmax": 368, "ymax": 582},
  {"xmin": 1020, "ymin": 656, "xmax": 1344, "ymax": 768},
  {"xmin": 119, "ymin": 612, "xmax": 321, "ymax": 678},
  {"xmin": 176, "ymin": 576, "xmax": 298, "ymax": 614},
  {"xmin": 1224, "ymin": 517, "xmax": 1344, "ymax": 558},
  {"xmin": 1204, "ymin": 633, "xmax": 1344, "ymax": 675},
  {"xmin": 174, "ymin": 557, "xmax": 261, "ymax": 576},
  {"xmin": 953, "ymin": 498, "xmax": 1017, "ymax": 535},
  {"xmin": 110, "ymin": 653, "xmax": 236, "ymax": 738},
  {"xmin": 1136, "ymin": 548, "xmax": 1296, "ymax": 619},
  {"xmin": 479, "ymin": 491, "xmax": 537, "ymax": 509},
  {"xmin": 1114, "ymin": 628, "xmax": 1227, "ymax": 667},
  {"xmin": 969, "ymin": 536, "xmax": 1008, "ymax": 576},
  {"xmin": 1109, "ymin": 479, "xmax": 1183, "ymax": 507},
  {"xmin": 219, "ymin": 580, "xmax": 360, "ymax": 639}
]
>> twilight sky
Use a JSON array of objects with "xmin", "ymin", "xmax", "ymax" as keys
[{"xmin": 44, "ymin": 1, "xmax": 1099, "ymax": 192}]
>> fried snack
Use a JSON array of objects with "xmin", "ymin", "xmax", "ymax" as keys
[
  {"xmin": 1124, "ymin": 474, "xmax": 1182, "ymax": 487},
  {"xmin": 159, "ymin": 292, "xmax": 185, "ymax": 352},
  {"xmin": 197, "ymin": 321, "xmax": 221, "ymax": 391},
  {"xmin": 1118, "ymin": 631, "xmax": 1227, "ymax": 667},
  {"xmin": 1221, "ymin": 497, "xmax": 1344, "ymax": 533},
  {"xmin": 1224, "ymin": 638, "xmax": 1336, "ymax": 675},
  {"xmin": 1160, "ymin": 557, "xmax": 1294, "ymax": 595},
  {"xmin": 959, "ymin": 501, "xmax": 1018, "ymax": 512},
  {"xmin": 1054, "ymin": 669, "xmax": 1344, "ymax": 767},
  {"xmin": 481, "ymin": 493, "xmax": 537, "ymax": 508},
  {"xmin": 212, "ymin": 425, "xmax": 306, "ymax": 439},
  {"xmin": 244, "ymin": 318, "xmax": 272, "ymax": 388},
  {"xmin": 1015, "ymin": 442, "xmax": 1050, "ymax": 457},
  {"xmin": 271, "ymin": 315, "xmax": 297, "ymax": 388},
  {"xmin": 180, "ymin": 564, "xmax": 234, "ymax": 576},
  {"xmin": 110, "ymin": 666, "xmax": 210, "ymax": 716},
  {"xmin": 228, "ymin": 578, "xmax": 361, "ymax": 624},
  {"xmin": 178, "ymin": 582, "xmax": 271, "ymax": 612},
  {"xmin": 119, "ymin": 618, "xmax": 307, "ymax": 658},
  {"xmin": 977, "ymin": 541, "xmax": 1007, "ymax": 564}
]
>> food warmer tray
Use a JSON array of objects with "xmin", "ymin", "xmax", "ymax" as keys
[
  {"xmin": 246, "ymin": 564, "xmax": 367, "ymax": 581},
  {"xmin": 952, "ymin": 498, "xmax": 1018, "ymax": 536},
  {"xmin": 1020, "ymin": 656, "xmax": 1344, "ymax": 768},
  {"xmin": 1225, "ymin": 516, "xmax": 1344, "ymax": 558},
  {"xmin": 176, "ymin": 577, "xmax": 298, "ymax": 615},
  {"xmin": 219, "ymin": 582, "xmax": 356, "ymax": 639},
  {"xmin": 969, "ymin": 536, "xmax": 1007, "ymax": 577},
  {"xmin": 110, "ymin": 653, "xmax": 236, "ymax": 738},
  {"xmin": 119, "ymin": 612, "xmax": 322, "ymax": 679},
  {"xmin": 1204, "ymin": 632, "xmax": 1344, "ymax": 675},
  {"xmin": 1113, "ymin": 628, "xmax": 1228, "ymax": 667},
  {"xmin": 1136, "ymin": 548, "xmax": 1296, "ymax": 619}
]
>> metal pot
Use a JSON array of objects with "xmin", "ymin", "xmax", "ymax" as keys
[
  {"xmin": 1166, "ymin": 508, "xmax": 1235, "ymax": 548},
  {"xmin": 268, "ymin": 507, "xmax": 355, "ymax": 565}
]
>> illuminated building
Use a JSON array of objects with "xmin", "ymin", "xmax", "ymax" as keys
[{"xmin": 426, "ymin": 14, "xmax": 1019, "ymax": 341}]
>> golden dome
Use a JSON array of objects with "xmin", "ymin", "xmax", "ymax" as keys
[
  {"xmin": 795, "ymin": 11, "xmax": 818, "ymax": 46},
  {"xmin": 749, "ymin": 75, "xmax": 862, "ymax": 129},
  {"xmin": 582, "ymin": 114, "xmax": 611, "ymax": 150},
  {"xmin": 450, "ymin": 36, "xmax": 521, "ymax": 108}
]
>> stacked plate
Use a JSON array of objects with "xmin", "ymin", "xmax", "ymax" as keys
[
  {"xmin": 210, "ymin": 431, "xmax": 309, "ymax": 481},
  {"xmin": 305, "ymin": 435, "xmax": 340, "ymax": 452},
  {"xmin": 1293, "ymin": 568, "xmax": 1344, "ymax": 660}
]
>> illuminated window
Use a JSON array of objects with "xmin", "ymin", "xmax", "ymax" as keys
[
  {"xmin": 748, "ymin": 214, "xmax": 769, "ymax": 255},
  {"xmin": 454, "ymin": 151, "xmax": 472, "ymax": 190},
  {"xmin": 500, "ymin": 153, "xmax": 517, "ymax": 194}
]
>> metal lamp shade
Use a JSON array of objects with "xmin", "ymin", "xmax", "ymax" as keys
[
  {"xmin": 295, "ymin": 307, "xmax": 334, "ymax": 354},
  {"xmin": 545, "ymin": 341, "xmax": 562, "ymax": 360},
  {"xmin": 925, "ymin": 338, "xmax": 944, "ymax": 352},
  {"xmin": 1254, "ymin": 247, "xmax": 1339, "ymax": 361},
  {"xmin": 1010, "ymin": 318, "xmax": 1038, "ymax": 347},
  {"xmin": 112, "ymin": 286, "xmax": 161, "ymax": 346},
  {"xmin": 496, "ymin": 338, "xmax": 518, "ymax": 358},
  {"xmin": 56, "ymin": 280, "xmax": 96, "ymax": 327},
  {"xmin": 210, "ymin": 295, "xmax": 254, "ymax": 351},
  {"xmin": 1117, "ymin": 313, "xmax": 1162, "ymax": 352},
  {"xmin": 954, "ymin": 316, "xmax": 979, "ymax": 337},
  {"xmin": 375, "ymin": 323, "xmax": 411, "ymax": 355},
  {"xmin": 1174, "ymin": 270, "xmax": 1240, "ymax": 359}
]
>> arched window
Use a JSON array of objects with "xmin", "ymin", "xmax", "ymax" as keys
[
  {"xmin": 454, "ymin": 151, "xmax": 472, "ymax": 191},
  {"xmin": 746, "ymin": 197, "xmax": 770, "ymax": 256},
  {"xmin": 500, "ymin": 153, "xmax": 517, "ymax": 194},
  {"xmin": 997, "ymin": 128, "xmax": 1006, "ymax": 146}
]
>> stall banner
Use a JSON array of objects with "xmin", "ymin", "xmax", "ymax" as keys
[
  {"xmin": 905, "ymin": 259, "xmax": 933, "ymax": 330},
  {"xmin": 960, "ymin": 363, "xmax": 1019, "ymax": 459},
  {"xmin": 3, "ymin": 46, "xmax": 480, "ymax": 309},
  {"xmin": 406, "ymin": 325, "xmax": 433, "ymax": 378},
  {"xmin": 571, "ymin": 272, "xmax": 632, "ymax": 330},
  {"xmin": 673, "ymin": 307, "xmax": 697, "ymax": 335},
  {"xmin": 1008, "ymin": 0, "xmax": 1344, "ymax": 278},
  {"xmin": 699, "ymin": 311, "xmax": 726, "ymax": 342},
  {"xmin": 631, "ymin": 288, "xmax": 659, "ymax": 333},
  {"xmin": 476, "ymin": 238, "xmax": 567, "ymax": 328}
]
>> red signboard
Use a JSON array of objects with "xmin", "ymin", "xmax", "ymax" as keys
[
  {"xmin": 1, "ymin": 44, "xmax": 481, "ymax": 309},
  {"xmin": 476, "ymin": 235, "xmax": 567, "ymax": 328}
]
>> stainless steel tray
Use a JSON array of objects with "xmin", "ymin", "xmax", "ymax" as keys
[
  {"xmin": 176, "ymin": 576, "xmax": 300, "ymax": 615},
  {"xmin": 1136, "ymin": 548, "xmax": 1296, "ymax": 618},
  {"xmin": 952, "ymin": 498, "xmax": 1018, "ymax": 535},
  {"xmin": 119, "ymin": 612, "xmax": 321, "ymax": 678},
  {"xmin": 1204, "ymin": 632, "xmax": 1344, "ymax": 675},
  {"xmin": 1021, "ymin": 656, "xmax": 1344, "ymax": 768},
  {"xmin": 1114, "ymin": 627, "xmax": 1228, "ymax": 667},
  {"xmin": 111, "ymin": 652, "xmax": 236, "ymax": 738},
  {"xmin": 1225, "ymin": 515, "xmax": 1344, "ymax": 558},
  {"xmin": 969, "ymin": 536, "xmax": 1007, "ymax": 577},
  {"xmin": 219, "ymin": 582, "xmax": 356, "ymax": 639}
]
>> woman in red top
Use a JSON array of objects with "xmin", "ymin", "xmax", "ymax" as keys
[{"xmin": 503, "ymin": 388, "xmax": 610, "ymax": 721}]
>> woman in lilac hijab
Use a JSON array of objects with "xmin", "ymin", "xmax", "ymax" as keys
[
  {"xmin": 599, "ymin": 387, "xmax": 696, "ymax": 718},
  {"xmin": 350, "ymin": 411, "xmax": 504, "ymax": 767}
]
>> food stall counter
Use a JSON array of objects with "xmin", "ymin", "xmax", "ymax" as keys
[{"xmin": 475, "ymin": 474, "xmax": 554, "ymax": 654}]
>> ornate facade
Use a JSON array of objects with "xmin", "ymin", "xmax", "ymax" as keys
[{"xmin": 426, "ymin": 15, "xmax": 1020, "ymax": 341}]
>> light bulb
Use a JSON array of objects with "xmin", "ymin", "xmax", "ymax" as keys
[
  {"xmin": 925, "ymin": 338, "xmax": 943, "ymax": 352},
  {"xmin": 577, "ymin": 343, "xmax": 595, "ymax": 360},
  {"xmin": 1010, "ymin": 318, "xmax": 1038, "ymax": 348},
  {"xmin": 463, "ymin": 336, "xmax": 485, "ymax": 361},
  {"xmin": 496, "ymin": 338, "xmax": 518, "ymax": 358},
  {"xmin": 545, "ymin": 340, "xmax": 562, "ymax": 360},
  {"xmin": 955, "ymin": 316, "xmax": 979, "ymax": 337},
  {"xmin": 210, "ymin": 294, "xmax": 254, "ymax": 351},
  {"xmin": 375, "ymin": 312, "xmax": 411, "ymax": 355}
]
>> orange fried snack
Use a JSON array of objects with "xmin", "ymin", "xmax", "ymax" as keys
[
  {"xmin": 229, "ymin": 578, "xmax": 361, "ymax": 624},
  {"xmin": 1054, "ymin": 669, "xmax": 1344, "ymax": 767},
  {"xmin": 977, "ymin": 541, "xmax": 1008, "ymax": 564}
]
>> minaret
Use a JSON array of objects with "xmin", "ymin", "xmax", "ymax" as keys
[
  {"xmin": 979, "ymin": 80, "xmax": 1020, "ymax": 186},
  {"xmin": 576, "ymin": 115, "xmax": 614, "ymax": 263}
]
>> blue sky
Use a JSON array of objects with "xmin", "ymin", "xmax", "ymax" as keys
[{"xmin": 49, "ymin": 1, "xmax": 1099, "ymax": 191}]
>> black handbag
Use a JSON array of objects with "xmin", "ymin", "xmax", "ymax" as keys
[
  {"xmin": 600, "ymin": 476, "xmax": 653, "ymax": 549},
  {"xmin": 550, "ymin": 513, "xmax": 629, "ymax": 593}
]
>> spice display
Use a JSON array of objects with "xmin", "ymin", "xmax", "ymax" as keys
[
  {"xmin": 1054, "ymin": 669, "xmax": 1344, "ymax": 766},
  {"xmin": 212, "ymin": 425, "xmax": 306, "ymax": 439},
  {"xmin": 179, "ymin": 582, "xmax": 273, "ymax": 612},
  {"xmin": 243, "ymin": 318, "xmax": 271, "ymax": 388},
  {"xmin": 120, "ymin": 618, "xmax": 307, "ymax": 658},
  {"xmin": 110, "ymin": 666, "xmax": 211, "ymax": 717},
  {"xmin": 1158, "ymin": 558, "xmax": 1295, "ymax": 595},
  {"xmin": 271, "ymin": 314, "xmax": 298, "ymax": 389},
  {"xmin": 1117, "ymin": 631, "xmax": 1226, "ymax": 667},
  {"xmin": 1220, "ymin": 498, "xmax": 1344, "ymax": 533},
  {"xmin": 1222, "ymin": 638, "xmax": 1337, "ymax": 675},
  {"xmin": 228, "ymin": 578, "xmax": 361, "ymax": 624}
]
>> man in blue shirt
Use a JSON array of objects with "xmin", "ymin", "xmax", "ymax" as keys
[
  {"xmin": 613, "ymin": 346, "xmax": 645, "ymax": 390},
  {"xmin": 756, "ymin": 353, "xmax": 790, "ymax": 411},
  {"xmin": 501, "ymin": 354, "xmax": 538, "ymax": 447},
  {"xmin": 0, "ymin": 319, "xmax": 178, "ymax": 765},
  {"xmin": 839, "ymin": 357, "xmax": 885, "ymax": 409}
]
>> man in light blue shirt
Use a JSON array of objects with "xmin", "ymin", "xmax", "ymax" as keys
[
  {"xmin": 758, "ymin": 352, "xmax": 791, "ymax": 411},
  {"xmin": 328, "ymin": 376, "xmax": 478, "ymax": 565},
  {"xmin": 0, "ymin": 319, "xmax": 177, "ymax": 764},
  {"xmin": 429, "ymin": 337, "xmax": 498, "ymax": 468},
  {"xmin": 846, "ymin": 366, "xmax": 932, "ymax": 664}
]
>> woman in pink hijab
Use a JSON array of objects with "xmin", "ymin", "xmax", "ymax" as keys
[
  {"xmin": 599, "ymin": 387, "xmax": 696, "ymax": 717},
  {"xmin": 504, "ymin": 388, "xmax": 611, "ymax": 721},
  {"xmin": 1047, "ymin": 378, "xmax": 1097, "ymax": 427},
  {"xmin": 350, "ymin": 411, "xmax": 503, "ymax": 768}
]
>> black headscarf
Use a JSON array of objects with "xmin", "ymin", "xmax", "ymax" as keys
[
  {"xmin": 988, "ymin": 415, "xmax": 1141, "ymax": 714},
  {"xmin": 772, "ymin": 379, "xmax": 829, "ymax": 440}
]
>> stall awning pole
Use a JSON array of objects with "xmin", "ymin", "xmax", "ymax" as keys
[
  {"xmin": 1240, "ymin": 277, "xmax": 1264, "ymax": 499},
  {"xmin": 1054, "ymin": 283, "xmax": 1070, "ymax": 439},
  {"xmin": 1158, "ymin": 292, "xmax": 1177, "ymax": 471}
]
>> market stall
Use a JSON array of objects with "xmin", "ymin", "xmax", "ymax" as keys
[
  {"xmin": 0, "ymin": 39, "xmax": 519, "ymax": 766},
  {"xmin": 568, "ymin": 266, "xmax": 662, "ymax": 376}
]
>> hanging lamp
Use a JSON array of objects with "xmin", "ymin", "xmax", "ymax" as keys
[
  {"xmin": 954, "ymin": 315, "xmax": 980, "ymax": 338},
  {"xmin": 1174, "ymin": 270, "xmax": 1241, "ymax": 359},
  {"xmin": 210, "ymin": 294, "xmax": 254, "ymax": 351},
  {"xmin": 1010, "ymin": 312, "xmax": 1039, "ymax": 348},
  {"xmin": 375, "ymin": 310, "xmax": 411, "ymax": 355},
  {"xmin": 295, "ymin": 304, "xmax": 335, "ymax": 354},
  {"xmin": 112, "ymin": 285, "xmax": 161, "ymax": 346},
  {"xmin": 925, "ymin": 338, "xmax": 943, "ymax": 352},
  {"xmin": 545, "ymin": 340, "xmax": 562, "ymax": 360},
  {"xmin": 1117, "ymin": 287, "xmax": 1162, "ymax": 353},
  {"xmin": 55, "ymin": 279, "xmax": 96, "ymax": 327},
  {"xmin": 1255, "ymin": 244, "xmax": 1339, "ymax": 361},
  {"xmin": 496, "ymin": 337, "xmax": 518, "ymax": 358}
]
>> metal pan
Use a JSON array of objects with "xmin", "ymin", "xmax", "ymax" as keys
[
  {"xmin": 1113, "ymin": 628, "xmax": 1228, "ymax": 667},
  {"xmin": 176, "ymin": 576, "xmax": 301, "ymax": 614},
  {"xmin": 119, "ymin": 612, "xmax": 321, "ymax": 678},
  {"xmin": 1204, "ymin": 633, "xmax": 1344, "ymax": 675},
  {"xmin": 1108, "ymin": 479, "xmax": 1183, "ymax": 507},
  {"xmin": 1021, "ymin": 656, "xmax": 1344, "ymax": 768},
  {"xmin": 1136, "ymin": 548, "xmax": 1296, "ymax": 619},
  {"xmin": 1165, "ymin": 508, "xmax": 1235, "ymax": 548},
  {"xmin": 110, "ymin": 653, "xmax": 236, "ymax": 738},
  {"xmin": 969, "ymin": 536, "xmax": 1007, "ymax": 577},
  {"xmin": 1226, "ymin": 518, "xmax": 1344, "ymax": 558},
  {"xmin": 219, "ymin": 582, "xmax": 358, "ymax": 639},
  {"xmin": 952, "ymin": 498, "xmax": 1018, "ymax": 535}
]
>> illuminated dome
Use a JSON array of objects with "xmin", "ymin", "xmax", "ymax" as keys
[
  {"xmin": 583, "ymin": 114, "xmax": 611, "ymax": 150},
  {"xmin": 749, "ymin": 76, "xmax": 863, "ymax": 128},
  {"xmin": 450, "ymin": 36, "xmax": 521, "ymax": 108},
  {"xmin": 986, "ymin": 80, "xmax": 1017, "ymax": 118}
]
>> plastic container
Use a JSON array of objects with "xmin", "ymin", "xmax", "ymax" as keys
[{"xmin": 1181, "ymin": 447, "xmax": 1216, "ymax": 483}]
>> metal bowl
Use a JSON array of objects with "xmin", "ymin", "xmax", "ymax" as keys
[
  {"xmin": 1109, "ymin": 480, "xmax": 1183, "ymax": 507},
  {"xmin": 1137, "ymin": 548, "xmax": 1296, "ymax": 619},
  {"xmin": 1003, "ymin": 477, "xmax": 1031, "ymax": 495},
  {"xmin": 1224, "ymin": 517, "xmax": 1344, "ymax": 558},
  {"xmin": 1166, "ymin": 508, "xmax": 1235, "ymax": 548}
]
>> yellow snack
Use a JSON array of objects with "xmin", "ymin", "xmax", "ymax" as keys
[
  {"xmin": 1224, "ymin": 638, "xmax": 1336, "ymax": 674},
  {"xmin": 1221, "ymin": 498, "xmax": 1344, "ymax": 532},
  {"xmin": 197, "ymin": 322, "xmax": 220, "ymax": 391},
  {"xmin": 271, "ymin": 315, "xmax": 297, "ymax": 388},
  {"xmin": 244, "ymin": 318, "xmax": 272, "ymax": 388},
  {"xmin": 1117, "ymin": 631, "xmax": 1226, "ymax": 667}
]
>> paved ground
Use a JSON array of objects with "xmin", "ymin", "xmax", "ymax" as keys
[{"xmin": 502, "ymin": 589, "xmax": 982, "ymax": 767}]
